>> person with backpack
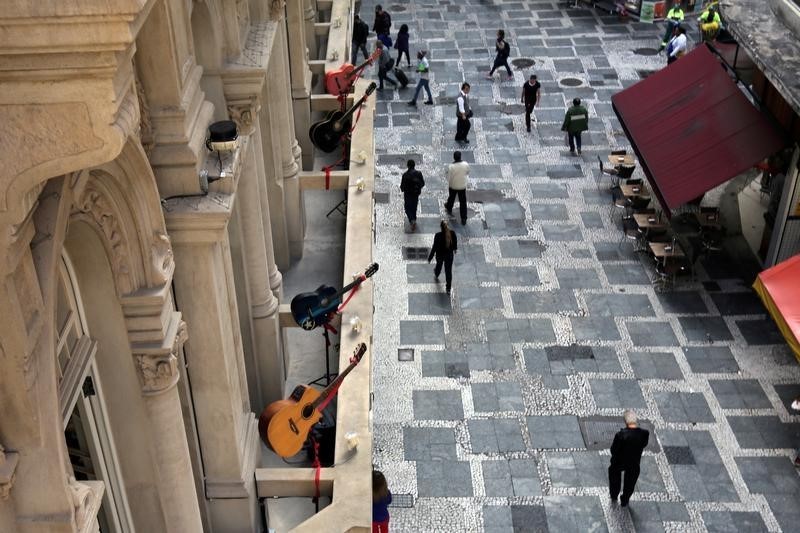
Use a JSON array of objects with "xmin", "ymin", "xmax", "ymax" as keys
[
  {"xmin": 375, "ymin": 40, "xmax": 397, "ymax": 91},
  {"xmin": 373, "ymin": 5, "xmax": 392, "ymax": 47},
  {"xmin": 407, "ymin": 50, "xmax": 433, "ymax": 106},
  {"xmin": 400, "ymin": 159, "xmax": 425, "ymax": 232},
  {"xmin": 487, "ymin": 29, "xmax": 512, "ymax": 80},
  {"xmin": 351, "ymin": 14, "xmax": 370, "ymax": 65},
  {"xmin": 428, "ymin": 220, "xmax": 458, "ymax": 294},
  {"xmin": 394, "ymin": 24, "xmax": 411, "ymax": 68}
]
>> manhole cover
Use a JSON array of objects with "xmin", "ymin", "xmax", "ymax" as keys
[
  {"xmin": 578, "ymin": 416, "xmax": 659, "ymax": 452},
  {"xmin": 403, "ymin": 246, "xmax": 429, "ymax": 260},
  {"xmin": 637, "ymin": 70, "xmax": 657, "ymax": 79},
  {"xmin": 389, "ymin": 493, "xmax": 414, "ymax": 508},
  {"xmin": 397, "ymin": 348, "xmax": 414, "ymax": 361},
  {"xmin": 560, "ymin": 77, "xmax": 584, "ymax": 87},
  {"xmin": 374, "ymin": 192, "xmax": 390, "ymax": 204},
  {"xmin": 633, "ymin": 47, "xmax": 659, "ymax": 56},
  {"xmin": 511, "ymin": 58, "xmax": 536, "ymax": 69}
]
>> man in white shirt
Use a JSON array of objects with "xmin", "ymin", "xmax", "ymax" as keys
[
  {"xmin": 455, "ymin": 82, "xmax": 472, "ymax": 144},
  {"xmin": 667, "ymin": 27, "xmax": 687, "ymax": 65},
  {"xmin": 444, "ymin": 151, "xmax": 470, "ymax": 225}
]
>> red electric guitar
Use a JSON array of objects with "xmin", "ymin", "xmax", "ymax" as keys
[
  {"xmin": 325, "ymin": 49, "xmax": 380, "ymax": 95},
  {"xmin": 259, "ymin": 343, "xmax": 367, "ymax": 458}
]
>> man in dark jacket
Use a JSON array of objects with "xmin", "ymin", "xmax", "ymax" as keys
[
  {"xmin": 351, "ymin": 14, "xmax": 369, "ymax": 64},
  {"xmin": 561, "ymin": 97, "xmax": 589, "ymax": 156},
  {"xmin": 609, "ymin": 410, "xmax": 650, "ymax": 507},
  {"xmin": 520, "ymin": 74, "xmax": 541, "ymax": 133},
  {"xmin": 375, "ymin": 40, "xmax": 397, "ymax": 91},
  {"xmin": 400, "ymin": 159, "xmax": 425, "ymax": 232},
  {"xmin": 373, "ymin": 5, "xmax": 392, "ymax": 41}
]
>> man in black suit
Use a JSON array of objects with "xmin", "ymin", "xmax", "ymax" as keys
[{"xmin": 609, "ymin": 409, "xmax": 649, "ymax": 507}]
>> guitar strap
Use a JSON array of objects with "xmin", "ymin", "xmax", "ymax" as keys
[
  {"xmin": 310, "ymin": 436, "xmax": 321, "ymax": 511},
  {"xmin": 337, "ymin": 275, "xmax": 366, "ymax": 312}
]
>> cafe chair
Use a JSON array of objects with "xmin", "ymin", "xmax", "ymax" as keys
[
  {"xmin": 616, "ymin": 164, "xmax": 636, "ymax": 181},
  {"xmin": 653, "ymin": 257, "xmax": 690, "ymax": 292},
  {"xmin": 610, "ymin": 186, "xmax": 631, "ymax": 222},
  {"xmin": 699, "ymin": 207, "xmax": 720, "ymax": 225},
  {"xmin": 597, "ymin": 155, "xmax": 620, "ymax": 190},
  {"xmin": 620, "ymin": 217, "xmax": 643, "ymax": 251}
]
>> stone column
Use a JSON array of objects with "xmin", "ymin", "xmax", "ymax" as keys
[
  {"xmin": 304, "ymin": 0, "xmax": 318, "ymax": 59},
  {"xmin": 286, "ymin": 0, "xmax": 315, "ymax": 170},
  {"xmin": 166, "ymin": 200, "xmax": 260, "ymax": 533},
  {"xmin": 230, "ymin": 116, "xmax": 285, "ymax": 404},
  {"xmin": 133, "ymin": 316, "xmax": 204, "ymax": 533},
  {"xmin": 273, "ymin": 22, "xmax": 306, "ymax": 261}
]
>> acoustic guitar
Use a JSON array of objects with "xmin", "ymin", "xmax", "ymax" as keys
[
  {"xmin": 325, "ymin": 50, "xmax": 380, "ymax": 95},
  {"xmin": 260, "ymin": 342, "xmax": 367, "ymax": 458},
  {"xmin": 309, "ymin": 82, "xmax": 377, "ymax": 153},
  {"xmin": 290, "ymin": 262, "xmax": 379, "ymax": 330}
]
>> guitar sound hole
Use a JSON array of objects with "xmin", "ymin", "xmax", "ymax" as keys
[{"xmin": 302, "ymin": 405, "xmax": 315, "ymax": 419}]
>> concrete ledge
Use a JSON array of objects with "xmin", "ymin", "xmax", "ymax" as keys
[
  {"xmin": 309, "ymin": 60, "xmax": 327, "ymax": 75},
  {"xmin": 256, "ymin": 467, "xmax": 335, "ymax": 497},
  {"xmin": 311, "ymin": 94, "xmax": 354, "ymax": 112}
]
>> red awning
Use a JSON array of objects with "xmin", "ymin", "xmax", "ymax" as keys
[
  {"xmin": 753, "ymin": 254, "xmax": 800, "ymax": 362},
  {"xmin": 612, "ymin": 45, "xmax": 785, "ymax": 215}
]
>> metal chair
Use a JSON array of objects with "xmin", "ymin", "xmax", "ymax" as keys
[
  {"xmin": 597, "ymin": 155, "xmax": 620, "ymax": 190},
  {"xmin": 610, "ymin": 186, "xmax": 631, "ymax": 223},
  {"xmin": 619, "ymin": 217, "xmax": 642, "ymax": 251}
]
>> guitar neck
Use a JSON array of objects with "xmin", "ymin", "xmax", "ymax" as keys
[
  {"xmin": 313, "ymin": 359, "xmax": 360, "ymax": 409},
  {"xmin": 336, "ymin": 93, "xmax": 371, "ymax": 123}
]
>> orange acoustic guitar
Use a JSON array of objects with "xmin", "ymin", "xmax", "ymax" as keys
[
  {"xmin": 324, "ymin": 50, "xmax": 380, "ymax": 95},
  {"xmin": 259, "ymin": 342, "xmax": 367, "ymax": 458}
]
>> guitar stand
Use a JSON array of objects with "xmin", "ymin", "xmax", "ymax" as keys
[
  {"xmin": 326, "ymin": 197, "xmax": 348, "ymax": 218},
  {"xmin": 308, "ymin": 327, "xmax": 338, "ymax": 387}
]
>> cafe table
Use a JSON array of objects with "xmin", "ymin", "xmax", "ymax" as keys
[
  {"xmin": 608, "ymin": 154, "xmax": 635, "ymax": 166},
  {"xmin": 649, "ymin": 241, "xmax": 685, "ymax": 258},
  {"xmin": 633, "ymin": 213, "xmax": 667, "ymax": 230},
  {"xmin": 621, "ymin": 183, "xmax": 649, "ymax": 198}
]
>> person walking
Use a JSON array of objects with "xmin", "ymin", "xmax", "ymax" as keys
[
  {"xmin": 455, "ymin": 82, "xmax": 472, "ymax": 144},
  {"xmin": 373, "ymin": 5, "xmax": 392, "ymax": 47},
  {"xmin": 375, "ymin": 40, "xmax": 397, "ymax": 91},
  {"xmin": 659, "ymin": 3, "xmax": 684, "ymax": 51},
  {"xmin": 372, "ymin": 470, "xmax": 392, "ymax": 533},
  {"xmin": 400, "ymin": 159, "xmax": 425, "ymax": 231},
  {"xmin": 444, "ymin": 150, "xmax": 469, "ymax": 225},
  {"xmin": 394, "ymin": 24, "xmax": 411, "ymax": 68},
  {"xmin": 428, "ymin": 220, "xmax": 458, "ymax": 294},
  {"xmin": 351, "ymin": 14, "xmax": 370, "ymax": 65},
  {"xmin": 521, "ymin": 74, "xmax": 541, "ymax": 133},
  {"xmin": 487, "ymin": 29, "xmax": 512, "ymax": 80},
  {"xmin": 561, "ymin": 97, "xmax": 589, "ymax": 156},
  {"xmin": 609, "ymin": 410, "xmax": 650, "ymax": 507},
  {"xmin": 666, "ymin": 27, "xmax": 688, "ymax": 65},
  {"xmin": 407, "ymin": 50, "xmax": 433, "ymax": 106}
]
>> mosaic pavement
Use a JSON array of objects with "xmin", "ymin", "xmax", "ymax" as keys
[{"xmin": 365, "ymin": 1, "xmax": 800, "ymax": 531}]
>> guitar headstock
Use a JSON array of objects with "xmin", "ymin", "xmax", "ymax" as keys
[
  {"xmin": 364, "ymin": 82, "xmax": 377, "ymax": 96},
  {"xmin": 352, "ymin": 342, "xmax": 367, "ymax": 363},
  {"xmin": 364, "ymin": 263, "xmax": 379, "ymax": 278}
]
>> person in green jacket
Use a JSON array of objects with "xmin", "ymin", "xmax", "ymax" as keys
[
  {"xmin": 561, "ymin": 98, "xmax": 589, "ymax": 156},
  {"xmin": 660, "ymin": 4, "xmax": 684, "ymax": 50},
  {"xmin": 698, "ymin": 7, "xmax": 721, "ymax": 42}
]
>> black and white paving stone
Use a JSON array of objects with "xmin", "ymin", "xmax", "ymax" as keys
[{"xmin": 365, "ymin": 1, "xmax": 800, "ymax": 531}]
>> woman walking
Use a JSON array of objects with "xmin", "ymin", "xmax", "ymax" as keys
[
  {"xmin": 394, "ymin": 24, "xmax": 411, "ymax": 68},
  {"xmin": 428, "ymin": 220, "xmax": 458, "ymax": 294},
  {"xmin": 487, "ymin": 29, "xmax": 512, "ymax": 80},
  {"xmin": 372, "ymin": 470, "xmax": 392, "ymax": 533}
]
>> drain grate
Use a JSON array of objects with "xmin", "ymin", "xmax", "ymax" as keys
[
  {"xmin": 511, "ymin": 58, "xmax": 536, "ymax": 69},
  {"xmin": 578, "ymin": 416, "xmax": 659, "ymax": 452},
  {"xmin": 398, "ymin": 348, "xmax": 415, "ymax": 362},
  {"xmin": 403, "ymin": 247, "xmax": 429, "ymax": 260},
  {"xmin": 559, "ymin": 77, "xmax": 584, "ymax": 87},
  {"xmin": 374, "ymin": 192, "xmax": 390, "ymax": 204},
  {"xmin": 633, "ymin": 47, "xmax": 660, "ymax": 56},
  {"xmin": 388, "ymin": 493, "xmax": 415, "ymax": 508}
]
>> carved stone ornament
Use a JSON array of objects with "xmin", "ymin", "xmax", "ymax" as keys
[
  {"xmin": 150, "ymin": 231, "xmax": 174, "ymax": 285},
  {"xmin": 136, "ymin": 353, "xmax": 179, "ymax": 395},
  {"xmin": 0, "ymin": 444, "xmax": 20, "ymax": 501},
  {"xmin": 227, "ymin": 99, "xmax": 260, "ymax": 136},
  {"xmin": 135, "ymin": 321, "xmax": 187, "ymax": 395},
  {"xmin": 67, "ymin": 475, "xmax": 97, "ymax": 530},
  {"xmin": 269, "ymin": 0, "xmax": 285, "ymax": 21},
  {"xmin": 73, "ymin": 182, "xmax": 132, "ymax": 293}
]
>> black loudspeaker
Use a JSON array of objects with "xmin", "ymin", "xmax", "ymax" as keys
[{"xmin": 306, "ymin": 399, "xmax": 336, "ymax": 467}]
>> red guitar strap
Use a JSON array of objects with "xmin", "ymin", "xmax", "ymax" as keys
[
  {"xmin": 323, "ymin": 320, "xmax": 338, "ymax": 336},
  {"xmin": 311, "ymin": 436, "xmax": 321, "ymax": 508},
  {"xmin": 324, "ymin": 165, "xmax": 331, "ymax": 190},
  {"xmin": 337, "ymin": 275, "xmax": 365, "ymax": 312}
]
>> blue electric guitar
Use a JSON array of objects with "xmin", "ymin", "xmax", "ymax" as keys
[{"xmin": 290, "ymin": 263, "xmax": 379, "ymax": 330}]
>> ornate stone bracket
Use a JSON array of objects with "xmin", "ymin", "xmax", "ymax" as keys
[
  {"xmin": 135, "ymin": 319, "xmax": 187, "ymax": 396},
  {"xmin": 150, "ymin": 231, "xmax": 174, "ymax": 285},
  {"xmin": 227, "ymin": 98, "xmax": 262, "ymax": 136},
  {"xmin": 270, "ymin": 0, "xmax": 286, "ymax": 21},
  {"xmin": 0, "ymin": 445, "xmax": 20, "ymax": 500}
]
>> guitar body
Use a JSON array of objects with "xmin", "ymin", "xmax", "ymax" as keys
[
  {"xmin": 325, "ymin": 64, "xmax": 357, "ymax": 95},
  {"xmin": 290, "ymin": 285, "xmax": 341, "ymax": 330},
  {"xmin": 265, "ymin": 385, "xmax": 322, "ymax": 457},
  {"xmin": 310, "ymin": 111, "xmax": 350, "ymax": 153}
]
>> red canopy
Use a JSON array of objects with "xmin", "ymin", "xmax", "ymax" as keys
[
  {"xmin": 753, "ymin": 254, "xmax": 800, "ymax": 362},
  {"xmin": 612, "ymin": 46, "xmax": 785, "ymax": 216}
]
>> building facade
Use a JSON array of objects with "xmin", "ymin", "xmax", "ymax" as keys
[{"xmin": 0, "ymin": 0, "xmax": 326, "ymax": 531}]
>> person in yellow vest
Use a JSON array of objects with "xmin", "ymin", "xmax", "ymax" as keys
[
  {"xmin": 698, "ymin": 7, "xmax": 721, "ymax": 42},
  {"xmin": 660, "ymin": 3, "xmax": 685, "ymax": 51}
]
